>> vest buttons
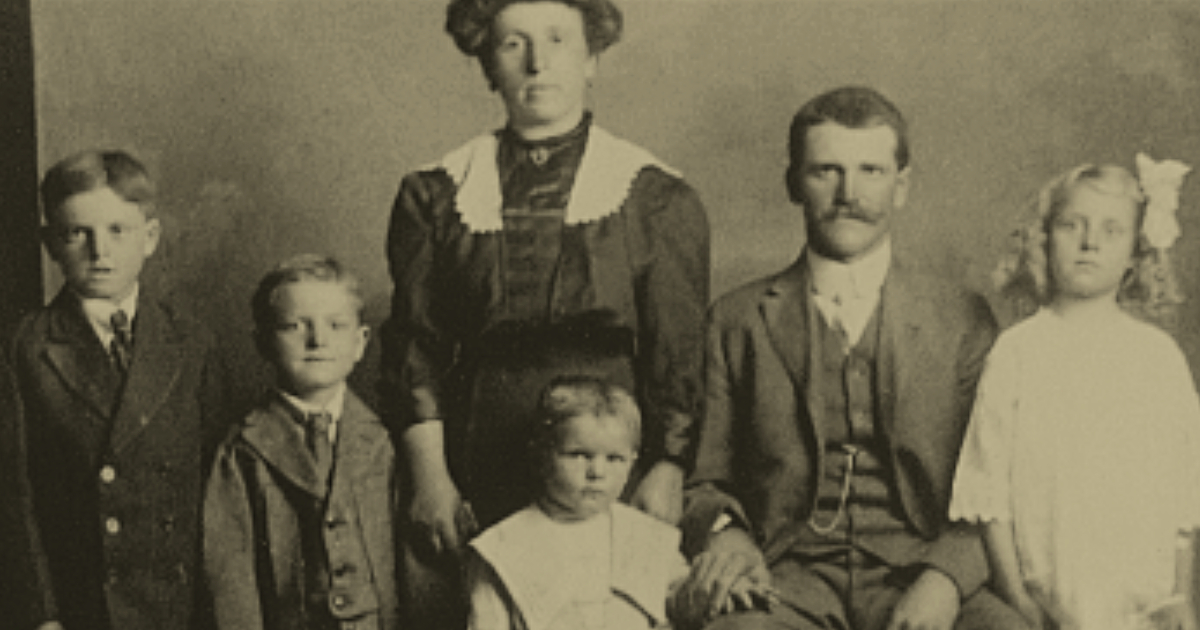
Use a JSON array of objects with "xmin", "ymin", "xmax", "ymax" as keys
[
  {"xmin": 105, "ymin": 517, "xmax": 121, "ymax": 535},
  {"xmin": 99, "ymin": 465, "xmax": 116, "ymax": 483}
]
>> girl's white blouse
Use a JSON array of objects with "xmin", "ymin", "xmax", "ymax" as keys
[{"xmin": 951, "ymin": 308, "xmax": 1200, "ymax": 630}]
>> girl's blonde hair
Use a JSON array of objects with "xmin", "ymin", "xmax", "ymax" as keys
[{"xmin": 993, "ymin": 163, "xmax": 1182, "ymax": 320}]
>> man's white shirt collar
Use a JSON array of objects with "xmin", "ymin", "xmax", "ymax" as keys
[
  {"xmin": 806, "ymin": 239, "xmax": 892, "ymax": 348},
  {"xmin": 78, "ymin": 284, "xmax": 140, "ymax": 349}
]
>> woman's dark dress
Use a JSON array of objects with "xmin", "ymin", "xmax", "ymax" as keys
[{"xmin": 380, "ymin": 115, "xmax": 708, "ymax": 624}]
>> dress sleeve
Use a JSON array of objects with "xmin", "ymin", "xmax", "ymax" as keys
[
  {"xmin": 1161, "ymin": 343, "xmax": 1200, "ymax": 529},
  {"xmin": 950, "ymin": 335, "xmax": 1019, "ymax": 524},
  {"xmin": 628, "ymin": 170, "xmax": 710, "ymax": 469},
  {"xmin": 379, "ymin": 170, "xmax": 460, "ymax": 428}
]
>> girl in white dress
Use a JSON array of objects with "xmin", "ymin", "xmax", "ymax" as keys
[
  {"xmin": 466, "ymin": 376, "xmax": 689, "ymax": 630},
  {"xmin": 951, "ymin": 157, "xmax": 1200, "ymax": 630}
]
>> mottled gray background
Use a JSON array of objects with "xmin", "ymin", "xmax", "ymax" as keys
[{"xmin": 31, "ymin": 0, "xmax": 1200, "ymax": 408}]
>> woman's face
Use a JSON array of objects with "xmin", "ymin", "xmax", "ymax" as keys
[{"xmin": 489, "ymin": 2, "xmax": 596, "ymax": 139}]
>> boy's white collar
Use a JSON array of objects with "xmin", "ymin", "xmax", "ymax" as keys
[
  {"xmin": 77, "ymin": 284, "xmax": 140, "ymax": 345},
  {"xmin": 279, "ymin": 382, "xmax": 347, "ymax": 424}
]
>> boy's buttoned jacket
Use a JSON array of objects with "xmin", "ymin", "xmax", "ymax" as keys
[
  {"xmin": 682, "ymin": 257, "xmax": 998, "ymax": 597},
  {"xmin": 7, "ymin": 289, "xmax": 227, "ymax": 630},
  {"xmin": 205, "ymin": 390, "xmax": 401, "ymax": 630}
]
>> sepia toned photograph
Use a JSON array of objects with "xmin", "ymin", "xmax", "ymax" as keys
[{"xmin": 2, "ymin": 1, "xmax": 1200, "ymax": 629}]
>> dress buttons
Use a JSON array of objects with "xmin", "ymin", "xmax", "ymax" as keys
[
  {"xmin": 100, "ymin": 465, "xmax": 116, "ymax": 483},
  {"xmin": 105, "ymin": 517, "xmax": 121, "ymax": 535}
]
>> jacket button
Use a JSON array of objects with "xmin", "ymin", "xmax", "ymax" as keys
[
  {"xmin": 105, "ymin": 517, "xmax": 120, "ymax": 535},
  {"xmin": 99, "ymin": 465, "xmax": 116, "ymax": 483},
  {"xmin": 332, "ymin": 594, "xmax": 347, "ymax": 609}
]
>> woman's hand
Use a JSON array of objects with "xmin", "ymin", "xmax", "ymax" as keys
[
  {"xmin": 629, "ymin": 460, "xmax": 684, "ymax": 525},
  {"xmin": 403, "ymin": 421, "xmax": 477, "ymax": 556},
  {"xmin": 409, "ymin": 468, "xmax": 475, "ymax": 556}
]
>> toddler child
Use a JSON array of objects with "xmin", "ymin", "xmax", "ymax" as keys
[
  {"xmin": 8, "ymin": 149, "xmax": 227, "ymax": 630},
  {"xmin": 951, "ymin": 157, "xmax": 1200, "ymax": 630},
  {"xmin": 467, "ymin": 375, "xmax": 689, "ymax": 630},
  {"xmin": 204, "ymin": 254, "xmax": 400, "ymax": 630}
]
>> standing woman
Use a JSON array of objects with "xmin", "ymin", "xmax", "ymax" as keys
[{"xmin": 379, "ymin": 0, "xmax": 709, "ymax": 625}]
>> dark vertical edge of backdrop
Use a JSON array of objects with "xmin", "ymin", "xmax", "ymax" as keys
[{"xmin": 0, "ymin": 0, "xmax": 41, "ymax": 338}]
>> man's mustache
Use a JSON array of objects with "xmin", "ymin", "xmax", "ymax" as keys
[{"xmin": 820, "ymin": 203, "xmax": 883, "ymax": 223}]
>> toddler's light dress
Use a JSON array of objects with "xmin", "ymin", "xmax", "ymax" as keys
[
  {"xmin": 467, "ymin": 503, "xmax": 688, "ymax": 630},
  {"xmin": 951, "ymin": 308, "xmax": 1200, "ymax": 630}
]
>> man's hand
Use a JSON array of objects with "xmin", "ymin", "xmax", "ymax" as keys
[
  {"xmin": 670, "ymin": 527, "xmax": 772, "ymax": 629},
  {"xmin": 36, "ymin": 623, "xmax": 65, "ymax": 630},
  {"xmin": 629, "ymin": 460, "xmax": 684, "ymax": 525},
  {"xmin": 886, "ymin": 568, "xmax": 961, "ymax": 630}
]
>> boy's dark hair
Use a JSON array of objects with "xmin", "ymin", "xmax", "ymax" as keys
[
  {"xmin": 531, "ymin": 375, "xmax": 641, "ymax": 453},
  {"xmin": 788, "ymin": 86, "xmax": 910, "ymax": 169},
  {"xmin": 40, "ymin": 150, "xmax": 156, "ymax": 222},
  {"xmin": 251, "ymin": 254, "xmax": 364, "ymax": 338}
]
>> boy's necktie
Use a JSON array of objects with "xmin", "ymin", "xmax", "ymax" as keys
[
  {"xmin": 109, "ymin": 310, "xmax": 133, "ymax": 375},
  {"xmin": 305, "ymin": 411, "xmax": 334, "ymax": 484}
]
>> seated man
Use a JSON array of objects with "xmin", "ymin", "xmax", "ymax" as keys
[{"xmin": 672, "ymin": 86, "xmax": 1025, "ymax": 630}]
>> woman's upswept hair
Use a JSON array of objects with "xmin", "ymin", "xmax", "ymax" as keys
[
  {"xmin": 445, "ymin": 0, "xmax": 623, "ymax": 59},
  {"xmin": 993, "ymin": 163, "xmax": 1182, "ymax": 321}
]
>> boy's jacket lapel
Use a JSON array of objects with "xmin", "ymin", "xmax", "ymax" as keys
[
  {"xmin": 332, "ymin": 394, "xmax": 390, "ymax": 498},
  {"xmin": 110, "ymin": 299, "xmax": 185, "ymax": 454},
  {"xmin": 42, "ymin": 293, "xmax": 122, "ymax": 420},
  {"xmin": 241, "ymin": 397, "xmax": 326, "ymax": 497}
]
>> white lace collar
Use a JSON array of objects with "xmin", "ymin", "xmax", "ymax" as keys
[{"xmin": 434, "ymin": 126, "xmax": 679, "ymax": 233}]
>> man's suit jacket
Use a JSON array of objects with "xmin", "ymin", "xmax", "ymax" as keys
[
  {"xmin": 681, "ymin": 256, "xmax": 998, "ymax": 597},
  {"xmin": 204, "ymin": 390, "xmax": 401, "ymax": 630},
  {"xmin": 8, "ymin": 288, "xmax": 227, "ymax": 630}
]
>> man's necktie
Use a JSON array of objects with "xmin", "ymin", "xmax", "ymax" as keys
[
  {"xmin": 110, "ymin": 310, "xmax": 133, "ymax": 375},
  {"xmin": 305, "ymin": 411, "xmax": 334, "ymax": 485}
]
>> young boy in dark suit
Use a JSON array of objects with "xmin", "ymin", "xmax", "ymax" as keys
[
  {"xmin": 204, "ymin": 254, "xmax": 400, "ymax": 630},
  {"xmin": 8, "ymin": 150, "xmax": 228, "ymax": 630}
]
